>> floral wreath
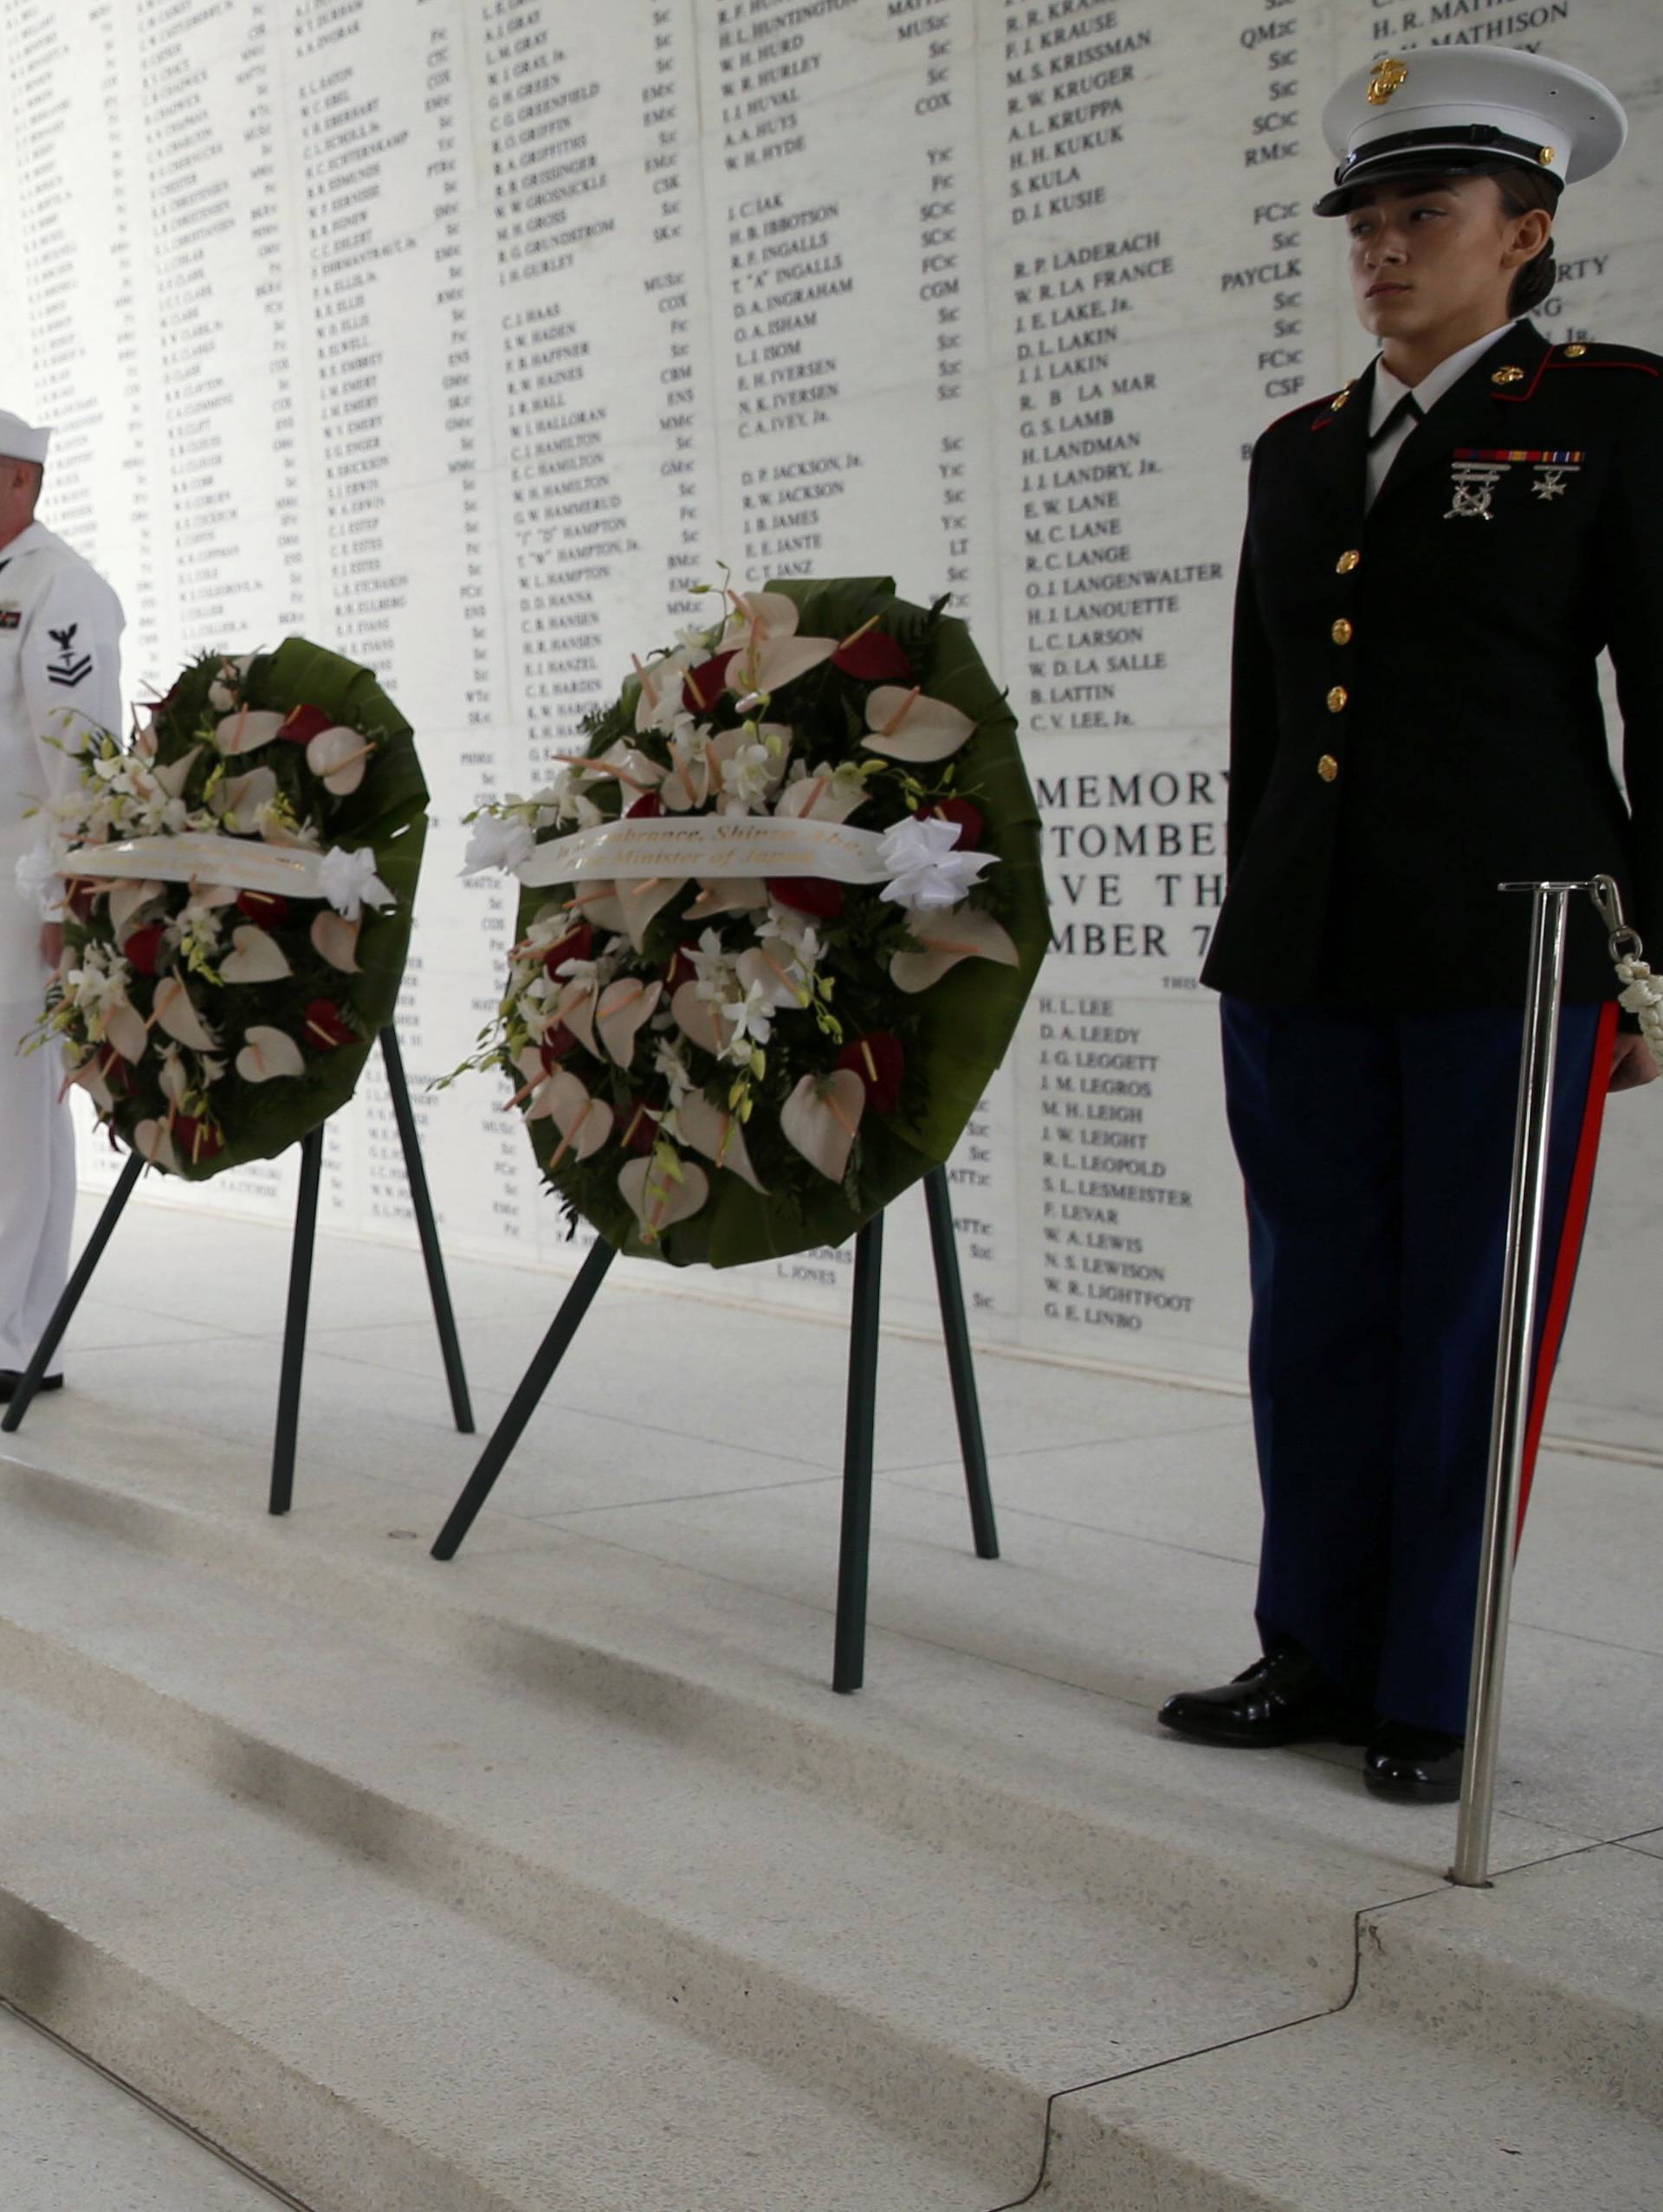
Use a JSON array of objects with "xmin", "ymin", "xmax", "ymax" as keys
[
  {"xmin": 457, "ymin": 574, "xmax": 1046, "ymax": 1265},
  {"xmin": 22, "ymin": 637, "xmax": 428, "ymax": 1178}
]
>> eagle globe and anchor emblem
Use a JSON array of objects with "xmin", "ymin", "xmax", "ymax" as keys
[{"xmin": 1368, "ymin": 55, "xmax": 1409, "ymax": 104}]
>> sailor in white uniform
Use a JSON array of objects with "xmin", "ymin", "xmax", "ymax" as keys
[{"xmin": 0, "ymin": 409, "xmax": 126, "ymax": 1395}]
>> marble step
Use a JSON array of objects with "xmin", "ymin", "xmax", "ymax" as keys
[
  {"xmin": 1033, "ymin": 1840, "xmax": 1663, "ymax": 2209},
  {"xmin": 0, "ymin": 1482, "xmax": 1350, "ymax": 2204},
  {"xmin": 0, "ymin": 1688, "xmax": 990, "ymax": 2212}
]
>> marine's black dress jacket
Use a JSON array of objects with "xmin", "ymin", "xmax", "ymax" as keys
[{"xmin": 1201, "ymin": 320, "xmax": 1663, "ymax": 1009}]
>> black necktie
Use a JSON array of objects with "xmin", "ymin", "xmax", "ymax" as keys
[{"xmin": 1369, "ymin": 391, "xmax": 1424, "ymax": 447}]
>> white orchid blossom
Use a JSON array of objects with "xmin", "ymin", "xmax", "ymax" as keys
[{"xmin": 16, "ymin": 830, "xmax": 68, "ymax": 917}]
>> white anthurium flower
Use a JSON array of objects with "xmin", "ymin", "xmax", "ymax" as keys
[
  {"xmin": 158, "ymin": 1045, "xmax": 191, "ymax": 1107},
  {"xmin": 206, "ymin": 654, "xmax": 256, "ymax": 712},
  {"xmin": 659, "ymin": 728, "xmax": 713, "ymax": 813},
  {"xmin": 319, "ymin": 844, "xmax": 394, "ymax": 921},
  {"xmin": 462, "ymin": 813, "xmax": 536, "ymax": 878},
  {"xmin": 219, "ymin": 926, "xmax": 292, "ymax": 985},
  {"xmin": 306, "ymin": 725, "xmax": 373, "ymax": 797},
  {"xmin": 152, "ymin": 747, "xmax": 201, "ymax": 799},
  {"xmin": 555, "ymin": 975, "xmax": 601, "ymax": 1055},
  {"xmin": 617, "ymin": 876, "xmax": 688, "ymax": 953},
  {"xmin": 153, "ymin": 973, "xmax": 219, "ymax": 1051},
  {"xmin": 618, "ymin": 1149, "xmax": 709, "ymax": 1239},
  {"xmin": 235, "ymin": 1025, "xmax": 305, "ymax": 1083},
  {"xmin": 718, "ymin": 592, "xmax": 838, "ymax": 698},
  {"xmin": 721, "ymin": 976, "xmax": 777, "ymax": 1059},
  {"xmin": 536, "ymin": 765, "xmax": 605, "ymax": 830},
  {"xmin": 133, "ymin": 1117, "xmax": 183, "ymax": 1173},
  {"xmin": 527, "ymin": 1071, "xmax": 615, "ymax": 1170},
  {"xmin": 66, "ymin": 1052, "xmax": 114, "ymax": 1114},
  {"xmin": 670, "ymin": 978, "xmax": 734, "ymax": 1058},
  {"xmin": 107, "ymin": 878, "xmax": 166, "ymax": 938},
  {"xmin": 861, "ymin": 684, "xmax": 977, "ymax": 764},
  {"xmin": 213, "ymin": 766, "xmax": 278, "ymax": 832},
  {"xmin": 215, "ymin": 708, "xmax": 286, "ymax": 757},
  {"xmin": 311, "ymin": 910, "xmax": 361, "ymax": 973},
  {"xmin": 676, "ymin": 1090, "xmax": 767, "ymax": 1192},
  {"xmin": 890, "ymin": 906, "xmax": 1020, "ymax": 993},
  {"xmin": 685, "ymin": 876, "xmax": 769, "ymax": 921},
  {"xmin": 103, "ymin": 999, "xmax": 150, "ymax": 1064},
  {"xmin": 632, "ymin": 646, "xmax": 696, "ymax": 734},
  {"xmin": 595, "ymin": 975, "xmax": 663, "ymax": 1067},
  {"xmin": 780, "ymin": 1069, "xmax": 865, "ymax": 1183},
  {"xmin": 596, "ymin": 740, "xmax": 668, "ymax": 792},
  {"xmin": 877, "ymin": 814, "xmax": 998, "ymax": 913},
  {"xmin": 776, "ymin": 759, "xmax": 869, "ymax": 825},
  {"xmin": 736, "ymin": 938, "xmax": 809, "ymax": 1012}
]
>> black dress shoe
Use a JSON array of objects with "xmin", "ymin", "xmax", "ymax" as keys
[
  {"xmin": 1364, "ymin": 1721, "xmax": 1465, "ymax": 1803},
  {"xmin": 0, "ymin": 1371, "xmax": 63, "ymax": 1403},
  {"xmin": 1159, "ymin": 1648, "xmax": 1370, "ymax": 1748}
]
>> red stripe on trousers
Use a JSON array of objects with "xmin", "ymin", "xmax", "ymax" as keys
[{"xmin": 1517, "ymin": 998, "xmax": 1621, "ymax": 1540}]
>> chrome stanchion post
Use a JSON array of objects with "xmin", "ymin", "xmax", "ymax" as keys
[{"xmin": 1450, "ymin": 880, "xmax": 1582, "ymax": 1888}]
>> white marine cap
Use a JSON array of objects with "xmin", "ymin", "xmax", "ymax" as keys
[
  {"xmin": 0, "ymin": 411, "xmax": 50, "ymax": 466},
  {"xmin": 1315, "ymin": 46, "xmax": 1627, "ymax": 217}
]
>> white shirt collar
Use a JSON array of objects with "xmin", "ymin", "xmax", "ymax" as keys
[
  {"xmin": 0, "ymin": 521, "xmax": 49, "ymax": 566},
  {"xmin": 1369, "ymin": 321, "xmax": 1517, "ymax": 434}
]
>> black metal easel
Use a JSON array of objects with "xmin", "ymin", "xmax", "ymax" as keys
[
  {"xmin": 1, "ymin": 1025, "xmax": 475, "ymax": 1510},
  {"xmin": 430, "ymin": 1162, "xmax": 999, "ymax": 1692}
]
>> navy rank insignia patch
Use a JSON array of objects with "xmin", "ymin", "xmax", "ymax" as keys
[{"xmin": 46, "ymin": 622, "xmax": 92, "ymax": 688}]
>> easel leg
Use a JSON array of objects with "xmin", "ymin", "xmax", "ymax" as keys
[
  {"xmin": 431, "ymin": 1237, "xmax": 616, "ymax": 1561},
  {"xmin": 269, "ymin": 1126, "xmax": 325, "ymax": 1516},
  {"xmin": 379, "ymin": 1025, "xmax": 475, "ymax": 1434},
  {"xmin": 2, "ymin": 1153, "xmax": 146, "ymax": 1435},
  {"xmin": 923, "ymin": 1166, "xmax": 999, "ymax": 1560},
  {"xmin": 833, "ymin": 1212, "xmax": 883, "ymax": 1694}
]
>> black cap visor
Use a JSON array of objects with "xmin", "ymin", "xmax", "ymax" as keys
[{"xmin": 1315, "ymin": 137, "xmax": 1566, "ymax": 217}]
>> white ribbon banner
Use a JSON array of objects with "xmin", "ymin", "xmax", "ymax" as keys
[
  {"xmin": 516, "ymin": 814, "xmax": 890, "ymax": 887},
  {"xmin": 62, "ymin": 834, "xmax": 331, "ymax": 900}
]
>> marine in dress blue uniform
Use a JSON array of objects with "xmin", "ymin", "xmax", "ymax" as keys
[{"xmin": 1159, "ymin": 50, "xmax": 1658, "ymax": 1800}]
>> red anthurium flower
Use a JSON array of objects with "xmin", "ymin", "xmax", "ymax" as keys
[
  {"xmin": 617, "ymin": 1094, "xmax": 661, "ymax": 1155},
  {"xmin": 767, "ymin": 876, "xmax": 844, "ymax": 920},
  {"xmin": 920, "ymin": 797, "xmax": 986, "ymax": 851},
  {"xmin": 539, "ymin": 1024, "xmax": 577, "ymax": 1070},
  {"xmin": 123, "ymin": 922, "xmax": 166, "ymax": 976},
  {"xmin": 836, "ymin": 1032, "xmax": 905, "ymax": 1115},
  {"xmin": 68, "ymin": 883, "xmax": 101, "ymax": 924},
  {"xmin": 832, "ymin": 629, "xmax": 912, "ymax": 682},
  {"xmin": 625, "ymin": 790, "xmax": 663, "ymax": 818},
  {"xmin": 236, "ymin": 887, "xmax": 291, "ymax": 927},
  {"xmin": 682, "ymin": 650, "xmax": 735, "ymax": 716},
  {"xmin": 540, "ymin": 922, "xmax": 594, "ymax": 979},
  {"xmin": 301, "ymin": 999, "xmax": 356, "ymax": 1051},
  {"xmin": 174, "ymin": 1115, "xmax": 224, "ymax": 1164},
  {"xmin": 279, "ymin": 703, "xmax": 333, "ymax": 745}
]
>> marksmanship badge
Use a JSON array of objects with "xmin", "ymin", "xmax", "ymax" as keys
[{"xmin": 1445, "ymin": 461, "xmax": 1509, "ymax": 521}]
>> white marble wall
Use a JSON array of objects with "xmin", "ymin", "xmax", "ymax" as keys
[{"xmin": 0, "ymin": 0, "xmax": 1656, "ymax": 1441}]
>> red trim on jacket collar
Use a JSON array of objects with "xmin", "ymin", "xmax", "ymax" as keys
[{"xmin": 1494, "ymin": 345, "xmax": 1661, "ymax": 402}]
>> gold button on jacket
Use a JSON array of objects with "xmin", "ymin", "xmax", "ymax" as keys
[
  {"xmin": 1326, "ymin": 685, "xmax": 1348, "ymax": 713},
  {"xmin": 1336, "ymin": 548, "xmax": 1362, "ymax": 573},
  {"xmin": 1331, "ymin": 618, "xmax": 1353, "ymax": 645},
  {"xmin": 1317, "ymin": 754, "xmax": 1339, "ymax": 782}
]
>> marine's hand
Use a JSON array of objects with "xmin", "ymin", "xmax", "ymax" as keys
[{"xmin": 1609, "ymin": 1031, "xmax": 1660, "ymax": 1093}]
